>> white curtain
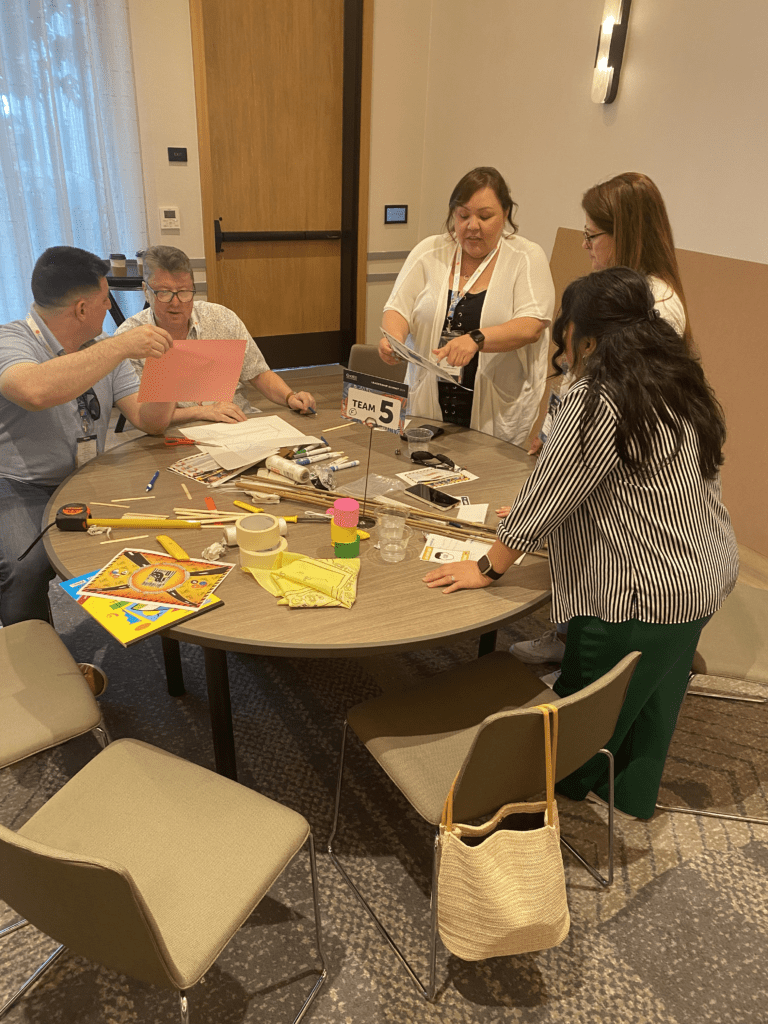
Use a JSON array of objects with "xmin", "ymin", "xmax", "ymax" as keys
[{"xmin": 0, "ymin": 0, "xmax": 146, "ymax": 322}]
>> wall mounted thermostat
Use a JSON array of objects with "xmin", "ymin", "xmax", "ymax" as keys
[
  {"xmin": 384, "ymin": 205, "xmax": 408, "ymax": 224},
  {"xmin": 159, "ymin": 206, "xmax": 181, "ymax": 230}
]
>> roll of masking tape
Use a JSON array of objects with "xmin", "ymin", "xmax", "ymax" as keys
[
  {"xmin": 222, "ymin": 525, "xmax": 238, "ymax": 547},
  {"xmin": 265, "ymin": 455, "xmax": 310, "ymax": 485},
  {"xmin": 236, "ymin": 513, "xmax": 281, "ymax": 551},
  {"xmin": 239, "ymin": 536, "xmax": 288, "ymax": 569}
]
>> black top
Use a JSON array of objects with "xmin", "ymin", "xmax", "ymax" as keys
[{"xmin": 437, "ymin": 290, "xmax": 486, "ymax": 427}]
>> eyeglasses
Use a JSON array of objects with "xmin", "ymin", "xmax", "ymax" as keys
[
  {"xmin": 77, "ymin": 388, "xmax": 101, "ymax": 422},
  {"xmin": 583, "ymin": 230, "xmax": 609, "ymax": 248},
  {"xmin": 146, "ymin": 283, "xmax": 196, "ymax": 303}
]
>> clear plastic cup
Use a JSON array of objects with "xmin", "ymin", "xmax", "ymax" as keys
[
  {"xmin": 405, "ymin": 427, "xmax": 432, "ymax": 457},
  {"xmin": 379, "ymin": 526, "xmax": 412, "ymax": 562},
  {"xmin": 377, "ymin": 508, "xmax": 408, "ymax": 539}
]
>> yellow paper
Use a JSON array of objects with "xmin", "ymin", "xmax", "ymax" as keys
[{"xmin": 242, "ymin": 552, "xmax": 359, "ymax": 609}]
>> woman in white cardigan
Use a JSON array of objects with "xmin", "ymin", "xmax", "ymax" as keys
[{"xmin": 378, "ymin": 167, "xmax": 554, "ymax": 445}]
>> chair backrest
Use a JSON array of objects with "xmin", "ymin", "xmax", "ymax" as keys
[
  {"xmin": 348, "ymin": 343, "xmax": 407, "ymax": 382},
  {"xmin": 452, "ymin": 651, "xmax": 641, "ymax": 821},
  {"xmin": 0, "ymin": 825, "xmax": 178, "ymax": 990},
  {"xmin": 691, "ymin": 582, "xmax": 768, "ymax": 683}
]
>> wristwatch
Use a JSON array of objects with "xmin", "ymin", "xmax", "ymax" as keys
[
  {"xmin": 469, "ymin": 330, "xmax": 485, "ymax": 350},
  {"xmin": 477, "ymin": 553, "xmax": 504, "ymax": 580}
]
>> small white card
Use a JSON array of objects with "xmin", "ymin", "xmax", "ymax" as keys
[{"xmin": 456, "ymin": 503, "xmax": 488, "ymax": 524}]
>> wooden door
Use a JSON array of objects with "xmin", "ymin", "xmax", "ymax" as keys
[{"xmin": 190, "ymin": 0, "xmax": 370, "ymax": 368}]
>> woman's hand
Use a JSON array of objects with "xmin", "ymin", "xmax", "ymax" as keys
[
  {"xmin": 423, "ymin": 561, "xmax": 492, "ymax": 593},
  {"xmin": 527, "ymin": 437, "xmax": 543, "ymax": 457},
  {"xmin": 495, "ymin": 505, "xmax": 511, "ymax": 519},
  {"xmin": 433, "ymin": 334, "xmax": 480, "ymax": 368},
  {"xmin": 378, "ymin": 336, "xmax": 400, "ymax": 366}
]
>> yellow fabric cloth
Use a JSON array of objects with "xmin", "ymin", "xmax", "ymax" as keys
[{"xmin": 243, "ymin": 551, "xmax": 359, "ymax": 608}]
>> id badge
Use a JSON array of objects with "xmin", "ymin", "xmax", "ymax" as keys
[
  {"xmin": 76, "ymin": 434, "xmax": 99, "ymax": 469},
  {"xmin": 438, "ymin": 329, "xmax": 464, "ymax": 383}
]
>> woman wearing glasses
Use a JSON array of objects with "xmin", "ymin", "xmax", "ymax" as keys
[
  {"xmin": 425, "ymin": 268, "xmax": 738, "ymax": 819},
  {"xmin": 115, "ymin": 246, "xmax": 315, "ymax": 423},
  {"xmin": 513, "ymin": 172, "xmax": 692, "ymax": 666},
  {"xmin": 378, "ymin": 167, "xmax": 555, "ymax": 444}
]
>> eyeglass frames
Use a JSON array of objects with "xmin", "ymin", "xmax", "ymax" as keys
[
  {"xmin": 583, "ymin": 230, "xmax": 609, "ymax": 248},
  {"xmin": 145, "ymin": 283, "xmax": 196, "ymax": 303}
]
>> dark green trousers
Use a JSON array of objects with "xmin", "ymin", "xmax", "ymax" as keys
[{"xmin": 553, "ymin": 615, "xmax": 708, "ymax": 819}]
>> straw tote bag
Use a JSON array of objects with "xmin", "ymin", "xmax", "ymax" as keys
[{"xmin": 436, "ymin": 703, "xmax": 570, "ymax": 960}]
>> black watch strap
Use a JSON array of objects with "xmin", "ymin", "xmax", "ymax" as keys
[
  {"xmin": 469, "ymin": 329, "xmax": 485, "ymax": 350},
  {"xmin": 477, "ymin": 553, "xmax": 504, "ymax": 580}
]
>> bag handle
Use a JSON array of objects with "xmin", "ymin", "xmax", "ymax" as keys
[{"xmin": 441, "ymin": 702, "xmax": 559, "ymax": 831}]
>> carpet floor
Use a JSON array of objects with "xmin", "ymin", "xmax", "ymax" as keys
[{"xmin": 1, "ymin": 581, "xmax": 767, "ymax": 1023}]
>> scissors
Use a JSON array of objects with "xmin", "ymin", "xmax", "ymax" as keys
[{"xmin": 164, "ymin": 436, "xmax": 196, "ymax": 447}]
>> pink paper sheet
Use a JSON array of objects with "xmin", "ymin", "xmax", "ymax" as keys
[{"xmin": 137, "ymin": 338, "xmax": 248, "ymax": 402}]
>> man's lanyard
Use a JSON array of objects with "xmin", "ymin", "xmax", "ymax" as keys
[
  {"xmin": 446, "ymin": 242, "xmax": 499, "ymax": 326},
  {"xmin": 25, "ymin": 313, "xmax": 94, "ymax": 436}
]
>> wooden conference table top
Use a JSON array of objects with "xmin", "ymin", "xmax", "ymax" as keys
[{"xmin": 44, "ymin": 404, "xmax": 550, "ymax": 661}]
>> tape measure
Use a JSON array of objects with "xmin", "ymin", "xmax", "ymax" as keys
[{"xmin": 55, "ymin": 503, "xmax": 91, "ymax": 531}]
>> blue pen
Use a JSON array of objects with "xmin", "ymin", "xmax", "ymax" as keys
[
  {"xmin": 146, "ymin": 470, "xmax": 160, "ymax": 492},
  {"xmin": 328, "ymin": 460, "xmax": 359, "ymax": 471}
]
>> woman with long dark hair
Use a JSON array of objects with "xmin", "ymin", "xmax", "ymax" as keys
[{"xmin": 424, "ymin": 267, "xmax": 738, "ymax": 818}]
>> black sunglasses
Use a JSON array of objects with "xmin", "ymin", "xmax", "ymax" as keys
[
  {"xmin": 410, "ymin": 451, "xmax": 456, "ymax": 470},
  {"xmin": 77, "ymin": 388, "xmax": 101, "ymax": 422}
]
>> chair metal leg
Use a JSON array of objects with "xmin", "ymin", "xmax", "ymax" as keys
[
  {"xmin": 689, "ymin": 688, "xmax": 766, "ymax": 704},
  {"xmin": 0, "ymin": 918, "xmax": 30, "ymax": 940},
  {"xmin": 427, "ymin": 833, "xmax": 440, "ymax": 1002},
  {"xmin": 178, "ymin": 990, "xmax": 190, "ymax": 1024},
  {"xmin": 327, "ymin": 721, "xmax": 439, "ymax": 1002},
  {"xmin": 656, "ymin": 803, "xmax": 768, "ymax": 825},
  {"xmin": 560, "ymin": 748, "xmax": 614, "ymax": 888},
  {"xmin": 292, "ymin": 832, "xmax": 329, "ymax": 1024},
  {"xmin": 91, "ymin": 720, "xmax": 111, "ymax": 748},
  {"xmin": 0, "ymin": 942, "xmax": 66, "ymax": 1019}
]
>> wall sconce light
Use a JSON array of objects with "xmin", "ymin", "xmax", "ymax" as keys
[{"xmin": 591, "ymin": 0, "xmax": 632, "ymax": 104}]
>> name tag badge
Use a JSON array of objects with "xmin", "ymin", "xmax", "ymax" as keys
[{"xmin": 76, "ymin": 434, "xmax": 99, "ymax": 469}]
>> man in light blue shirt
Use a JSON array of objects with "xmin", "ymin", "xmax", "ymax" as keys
[{"xmin": 0, "ymin": 246, "xmax": 176, "ymax": 625}]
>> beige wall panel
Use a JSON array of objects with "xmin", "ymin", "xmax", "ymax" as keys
[{"xmin": 215, "ymin": 253, "xmax": 341, "ymax": 336}]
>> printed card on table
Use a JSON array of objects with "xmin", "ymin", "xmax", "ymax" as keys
[
  {"xmin": 79, "ymin": 548, "xmax": 233, "ymax": 610},
  {"xmin": 341, "ymin": 368, "xmax": 408, "ymax": 435}
]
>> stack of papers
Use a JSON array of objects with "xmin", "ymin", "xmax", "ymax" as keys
[{"xmin": 180, "ymin": 415, "xmax": 317, "ymax": 472}]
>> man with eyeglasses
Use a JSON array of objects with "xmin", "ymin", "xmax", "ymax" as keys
[
  {"xmin": 0, "ymin": 246, "xmax": 177, "ymax": 628},
  {"xmin": 115, "ymin": 245, "xmax": 315, "ymax": 422}
]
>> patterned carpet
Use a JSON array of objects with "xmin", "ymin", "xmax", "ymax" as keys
[{"xmin": 1, "ymin": 584, "xmax": 767, "ymax": 1024}]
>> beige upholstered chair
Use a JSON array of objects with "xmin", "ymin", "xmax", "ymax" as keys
[
  {"xmin": 0, "ymin": 739, "xmax": 328, "ymax": 1023},
  {"xmin": 0, "ymin": 619, "xmax": 109, "ymax": 768},
  {"xmin": 657, "ymin": 582, "xmax": 768, "ymax": 824},
  {"xmin": 348, "ymin": 342, "xmax": 407, "ymax": 382},
  {"xmin": 327, "ymin": 650, "xmax": 640, "ymax": 1000}
]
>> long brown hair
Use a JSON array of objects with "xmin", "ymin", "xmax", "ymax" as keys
[
  {"xmin": 582, "ymin": 172, "xmax": 692, "ymax": 348},
  {"xmin": 444, "ymin": 167, "xmax": 518, "ymax": 237}
]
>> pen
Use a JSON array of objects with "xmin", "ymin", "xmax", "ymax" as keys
[
  {"xmin": 328, "ymin": 460, "xmax": 359, "ymax": 471},
  {"xmin": 292, "ymin": 445, "xmax": 331, "ymax": 459},
  {"xmin": 146, "ymin": 470, "xmax": 160, "ymax": 492},
  {"xmin": 294, "ymin": 442, "xmax": 326, "ymax": 455},
  {"xmin": 295, "ymin": 450, "xmax": 344, "ymax": 466}
]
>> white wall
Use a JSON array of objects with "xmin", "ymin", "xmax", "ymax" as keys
[
  {"xmin": 365, "ymin": 0, "xmax": 768, "ymax": 341},
  {"xmin": 126, "ymin": 0, "xmax": 205, "ymax": 260}
]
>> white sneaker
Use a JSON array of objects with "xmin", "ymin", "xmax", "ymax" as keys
[{"xmin": 510, "ymin": 629, "xmax": 565, "ymax": 664}]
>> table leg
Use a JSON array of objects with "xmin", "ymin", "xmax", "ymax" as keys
[
  {"xmin": 161, "ymin": 636, "xmax": 185, "ymax": 696},
  {"xmin": 204, "ymin": 647, "xmax": 237, "ymax": 781},
  {"xmin": 478, "ymin": 630, "xmax": 497, "ymax": 657}
]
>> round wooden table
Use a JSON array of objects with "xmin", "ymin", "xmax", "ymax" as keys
[{"xmin": 45, "ymin": 381, "xmax": 551, "ymax": 778}]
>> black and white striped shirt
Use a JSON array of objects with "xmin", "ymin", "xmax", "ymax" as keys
[{"xmin": 497, "ymin": 378, "xmax": 739, "ymax": 624}]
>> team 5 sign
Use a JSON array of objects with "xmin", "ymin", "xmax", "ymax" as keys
[{"xmin": 341, "ymin": 368, "xmax": 408, "ymax": 434}]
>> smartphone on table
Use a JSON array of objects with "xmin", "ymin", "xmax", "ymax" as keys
[{"xmin": 404, "ymin": 483, "xmax": 460, "ymax": 510}]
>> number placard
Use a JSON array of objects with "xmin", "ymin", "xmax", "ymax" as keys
[{"xmin": 341, "ymin": 369, "xmax": 408, "ymax": 434}]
